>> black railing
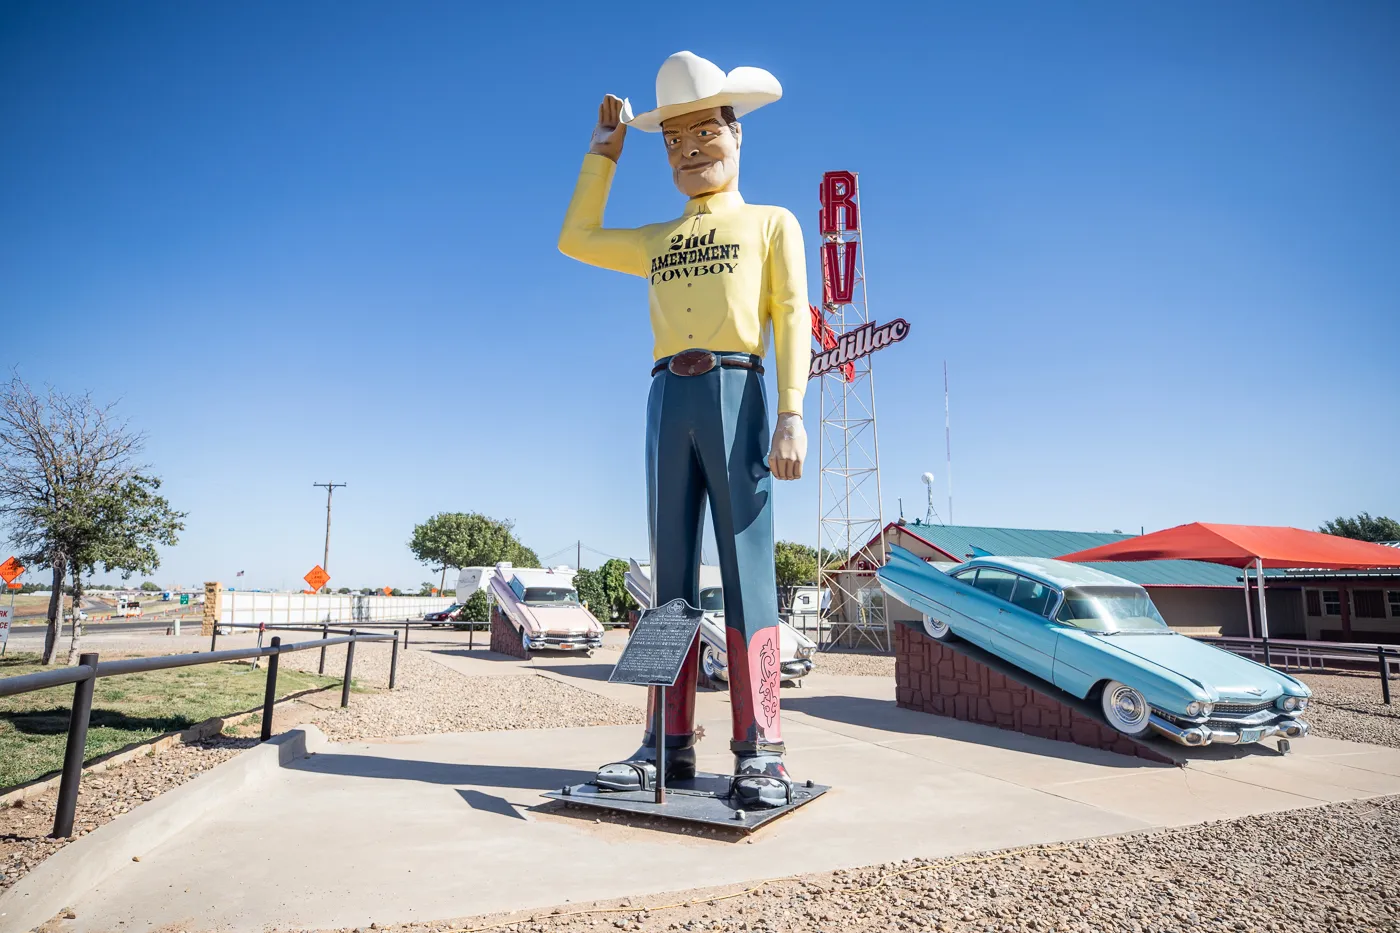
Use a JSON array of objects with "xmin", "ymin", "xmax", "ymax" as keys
[
  {"xmin": 0, "ymin": 629, "xmax": 396, "ymax": 838},
  {"xmin": 1197, "ymin": 635, "xmax": 1396, "ymax": 704}
]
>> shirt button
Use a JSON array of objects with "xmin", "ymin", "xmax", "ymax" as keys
[
  {"xmin": 687, "ymin": 283, "xmax": 692, "ymax": 288},
  {"xmin": 688, "ymin": 334, "xmax": 693, "ymax": 338},
  {"xmin": 686, "ymin": 308, "xmax": 691, "ymax": 312}
]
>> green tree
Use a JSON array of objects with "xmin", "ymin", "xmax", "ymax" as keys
[
  {"xmin": 1319, "ymin": 512, "xmax": 1400, "ymax": 544},
  {"xmin": 774, "ymin": 541, "xmax": 819, "ymax": 610},
  {"xmin": 417, "ymin": 582, "xmax": 436, "ymax": 596},
  {"xmin": 408, "ymin": 512, "xmax": 539, "ymax": 592},
  {"xmin": 460, "ymin": 588, "xmax": 490, "ymax": 623},
  {"xmin": 139, "ymin": 581, "xmax": 161, "ymax": 592},
  {"xmin": 597, "ymin": 558, "xmax": 637, "ymax": 625},
  {"xmin": 390, "ymin": 587, "xmax": 403, "ymax": 597},
  {"xmin": 337, "ymin": 586, "xmax": 351, "ymax": 594},
  {"xmin": 574, "ymin": 567, "xmax": 605, "ymax": 614},
  {"xmin": 0, "ymin": 377, "xmax": 183, "ymax": 663}
]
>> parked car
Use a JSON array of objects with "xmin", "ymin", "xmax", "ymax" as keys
[
  {"xmin": 624, "ymin": 560, "xmax": 817, "ymax": 685},
  {"xmin": 488, "ymin": 564, "xmax": 605, "ymax": 653},
  {"xmin": 424, "ymin": 604, "xmax": 464, "ymax": 624},
  {"xmin": 876, "ymin": 546, "xmax": 1311, "ymax": 748}
]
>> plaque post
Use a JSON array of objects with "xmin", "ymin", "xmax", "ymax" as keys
[{"xmin": 654, "ymin": 685, "xmax": 666, "ymax": 804}]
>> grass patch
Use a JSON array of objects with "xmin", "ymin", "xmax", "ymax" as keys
[{"xmin": 0, "ymin": 652, "xmax": 340, "ymax": 789}]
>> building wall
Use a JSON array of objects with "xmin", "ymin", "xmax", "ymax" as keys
[{"xmin": 1139, "ymin": 587, "xmax": 1244, "ymax": 636}]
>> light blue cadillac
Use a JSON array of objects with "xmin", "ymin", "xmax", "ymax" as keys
[{"xmin": 877, "ymin": 545, "xmax": 1311, "ymax": 748}]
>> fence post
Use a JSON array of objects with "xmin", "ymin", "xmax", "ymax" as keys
[
  {"xmin": 404, "ymin": 619, "xmax": 410, "ymax": 648},
  {"xmin": 389, "ymin": 632, "xmax": 400, "ymax": 690},
  {"xmin": 52, "ymin": 652, "xmax": 99, "ymax": 838},
  {"xmin": 341, "ymin": 630, "xmax": 357, "ymax": 708},
  {"xmin": 210, "ymin": 624, "xmax": 218, "ymax": 653},
  {"xmin": 318, "ymin": 623, "xmax": 329, "ymax": 674},
  {"xmin": 1381, "ymin": 645, "xmax": 1392, "ymax": 706},
  {"xmin": 260, "ymin": 636, "xmax": 282, "ymax": 741}
]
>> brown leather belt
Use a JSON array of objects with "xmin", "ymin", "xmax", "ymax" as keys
[{"xmin": 652, "ymin": 350, "xmax": 764, "ymax": 378}]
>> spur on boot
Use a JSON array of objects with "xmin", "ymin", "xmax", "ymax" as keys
[{"xmin": 595, "ymin": 744, "xmax": 696, "ymax": 792}]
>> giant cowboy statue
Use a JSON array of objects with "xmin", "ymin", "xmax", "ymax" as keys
[{"xmin": 559, "ymin": 51, "xmax": 808, "ymax": 809}]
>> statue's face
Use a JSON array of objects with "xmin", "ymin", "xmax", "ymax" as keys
[{"xmin": 662, "ymin": 107, "xmax": 741, "ymax": 198}]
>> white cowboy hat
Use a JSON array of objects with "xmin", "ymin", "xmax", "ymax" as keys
[{"xmin": 620, "ymin": 51, "xmax": 782, "ymax": 133}]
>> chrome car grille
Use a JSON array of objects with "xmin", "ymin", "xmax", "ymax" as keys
[{"xmin": 1213, "ymin": 701, "xmax": 1273, "ymax": 716}]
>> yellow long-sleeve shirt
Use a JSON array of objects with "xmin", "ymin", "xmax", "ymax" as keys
[{"xmin": 559, "ymin": 153, "xmax": 809, "ymax": 414}]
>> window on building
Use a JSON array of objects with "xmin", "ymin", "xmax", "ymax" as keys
[
  {"xmin": 1355, "ymin": 589, "xmax": 1387, "ymax": 619},
  {"xmin": 1390, "ymin": 591, "xmax": 1400, "ymax": 619},
  {"xmin": 1322, "ymin": 591, "xmax": 1342, "ymax": 616},
  {"xmin": 1305, "ymin": 590, "xmax": 1321, "ymax": 617}
]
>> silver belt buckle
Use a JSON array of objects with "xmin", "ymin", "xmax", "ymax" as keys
[{"xmin": 668, "ymin": 350, "xmax": 718, "ymax": 377}]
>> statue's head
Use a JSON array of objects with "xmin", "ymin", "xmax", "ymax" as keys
[{"xmin": 662, "ymin": 105, "xmax": 741, "ymax": 198}]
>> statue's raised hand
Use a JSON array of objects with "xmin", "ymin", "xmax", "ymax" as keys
[{"xmin": 589, "ymin": 94, "xmax": 628, "ymax": 163}]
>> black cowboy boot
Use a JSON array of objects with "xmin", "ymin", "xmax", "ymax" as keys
[
  {"xmin": 731, "ymin": 742, "xmax": 791, "ymax": 809},
  {"xmin": 595, "ymin": 736, "xmax": 696, "ymax": 792}
]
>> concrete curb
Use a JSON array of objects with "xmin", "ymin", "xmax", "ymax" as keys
[{"xmin": 0, "ymin": 725, "xmax": 328, "ymax": 933}]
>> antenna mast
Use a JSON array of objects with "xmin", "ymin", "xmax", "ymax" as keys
[{"xmin": 944, "ymin": 361, "xmax": 953, "ymax": 525}]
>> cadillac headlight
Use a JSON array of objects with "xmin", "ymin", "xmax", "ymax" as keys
[
  {"xmin": 796, "ymin": 646, "xmax": 815, "ymax": 660},
  {"xmin": 1278, "ymin": 695, "xmax": 1300, "ymax": 712},
  {"xmin": 1185, "ymin": 701, "xmax": 1202, "ymax": 717},
  {"xmin": 1201, "ymin": 703, "xmax": 1214, "ymax": 718},
  {"xmin": 1296, "ymin": 698, "xmax": 1308, "ymax": 711}
]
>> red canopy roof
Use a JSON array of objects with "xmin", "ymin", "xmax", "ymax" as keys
[{"xmin": 1056, "ymin": 522, "xmax": 1400, "ymax": 570}]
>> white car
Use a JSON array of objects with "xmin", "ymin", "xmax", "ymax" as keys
[{"xmin": 625, "ymin": 559, "xmax": 816, "ymax": 685}]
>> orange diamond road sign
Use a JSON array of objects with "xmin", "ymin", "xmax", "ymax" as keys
[
  {"xmin": 304, "ymin": 565, "xmax": 330, "ymax": 591},
  {"xmin": 0, "ymin": 556, "xmax": 23, "ymax": 585},
  {"xmin": 382, "ymin": 586, "xmax": 393, "ymax": 596}
]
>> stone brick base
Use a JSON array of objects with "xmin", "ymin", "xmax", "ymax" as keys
[
  {"xmin": 894, "ymin": 624, "xmax": 1173, "ymax": 764},
  {"xmin": 490, "ymin": 606, "xmax": 529, "ymax": 659}
]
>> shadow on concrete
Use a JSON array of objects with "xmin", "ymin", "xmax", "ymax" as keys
[
  {"xmin": 288, "ymin": 752, "xmax": 592, "ymax": 791},
  {"xmin": 457, "ymin": 788, "xmax": 528, "ymax": 820},
  {"xmin": 530, "ymin": 663, "xmax": 616, "ymax": 683},
  {"xmin": 423, "ymin": 648, "xmax": 522, "ymax": 663},
  {"xmin": 784, "ymin": 695, "xmax": 1156, "ymax": 769}
]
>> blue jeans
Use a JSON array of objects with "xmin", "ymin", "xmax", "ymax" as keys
[{"xmin": 644, "ymin": 352, "xmax": 783, "ymax": 754}]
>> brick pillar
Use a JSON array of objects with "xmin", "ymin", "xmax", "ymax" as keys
[
  {"xmin": 490, "ymin": 605, "xmax": 529, "ymax": 659},
  {"xmin": 894, "ymin": 623, "xmax": 1172, "ymax": 763}
]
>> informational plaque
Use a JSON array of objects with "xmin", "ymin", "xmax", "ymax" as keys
[{"xmin": 609, "ymin": 598, "xmax": 705, "ymax": 687}]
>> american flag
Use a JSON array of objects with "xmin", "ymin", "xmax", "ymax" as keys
[{"xmin": 236, "ymin": 570, "xmax": 245, "ymax": 577}]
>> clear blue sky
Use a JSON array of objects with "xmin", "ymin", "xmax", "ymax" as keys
[{"xmin": 2, "ymin": 3, "xmax": 1397, "ymax": 591}]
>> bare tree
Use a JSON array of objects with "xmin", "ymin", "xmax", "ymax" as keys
[{"xmin": 0, "ymin": 375, "xmax": 181, "ymax": 664}]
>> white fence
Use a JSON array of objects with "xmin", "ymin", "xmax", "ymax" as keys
[{"xmin": 217, "ymin": 592, "xmax": 454, "ymax": 628}]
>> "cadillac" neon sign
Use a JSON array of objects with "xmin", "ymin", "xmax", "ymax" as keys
[
  {"xmin": 809, "ymin": 318, "xmax": 909, "ymax": 379},
  {"xmin": 809, "ymin": 170, "xmax": 910, "ymax": 381}
]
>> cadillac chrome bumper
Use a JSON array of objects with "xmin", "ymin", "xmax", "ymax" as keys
[
  {"xmin": 526, "ymin": 632, "xmax": 603, "ymax": 650},
  {"xmin": 1148, "ymin": 713, "xmax": 1309, "ymax": 747}
]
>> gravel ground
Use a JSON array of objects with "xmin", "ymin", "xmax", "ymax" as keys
[
  {"xmin": 812, "ymin": 650, "xmax": 895, "ymax": 678},
  {"xmin": 317, "ymin": 795, "xmax": 1400, "ymax": 933},
  {"xmin": 1, "ymin": 643, "xmax": 640, "ymax": 896},
  {"xmin": 0, "ymin": 737, "xmax": 253, "ymax": 894},
  {"xmin": 280, "ymin": 644, "xmax": 643, "ymax": 741},
  {"xmin": 1297, "ymin": 671, "xmax": 1400, "ymax": 749}
]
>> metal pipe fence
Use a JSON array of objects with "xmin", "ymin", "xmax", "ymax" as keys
[
  {"xmin": 1197, "ymin": 635, "xmax": 1397, "ymax": 704},
  {"xmin": 0, "ymin": 630, "xmax": 395, "ymax": 839}
]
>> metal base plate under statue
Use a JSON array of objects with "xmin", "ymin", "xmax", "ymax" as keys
[{"xmin": 543, "ymin": 598, "xmax": 829, "ymax": 832}]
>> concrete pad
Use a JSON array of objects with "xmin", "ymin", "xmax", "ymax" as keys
[
  {"xmin": 1038, "ymin": 766, "xmax": 1326, "ymax": 826},
  {"xmin": 45, "ymin": 658, "xmax": 1400, "ymax": 933},
  {"xmin": 1187, "ymin": 754, "xmax": 1400, "ymax": 801}
]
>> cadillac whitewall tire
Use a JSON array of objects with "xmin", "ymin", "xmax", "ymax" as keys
[
  {"xmin": 701, "ymin": 644, "xmax": 727, "ymax": 682},
  {"xmin": 519, "ymin": 626, "xmax": 531, "ymax": 654},
  {"xmin": 1100, "ymin": 681, "xmax": 1151, "ymax": 736},
  {"xmin": 921, "ymin": 613, "xmax": 957, "ymax": 642}
]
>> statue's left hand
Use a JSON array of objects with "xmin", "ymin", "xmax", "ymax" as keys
[{"xmin": 769, "ymin": 413, "xmax": 807, "ymax": 481}]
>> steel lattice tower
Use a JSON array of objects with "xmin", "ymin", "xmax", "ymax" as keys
[{"xmin": 814, "ymin": 172, "xmax": 889, "ymax": 651}]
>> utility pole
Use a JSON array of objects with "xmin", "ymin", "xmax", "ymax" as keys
[
  {"xmin": 313, "ymin": 482, "xmax": 347, "ymax": 575},
  {"xmin": 577, "ymin": 540, "xmax": 581, "ymax": 571}
]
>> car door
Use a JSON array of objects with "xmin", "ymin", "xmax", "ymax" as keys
[
  {"xmin": 993, "ymin": 575, "xmax": 1061, "ymax": 681},
  {"xmin": 960, "ymin": 567, "xmax": 1019, "ymax": 655}
]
